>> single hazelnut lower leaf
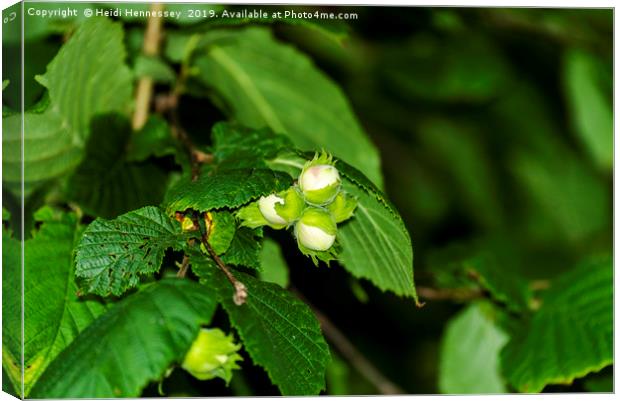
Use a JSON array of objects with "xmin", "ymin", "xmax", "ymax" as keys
[
  {"xmin": 191, "ymin": 260, "xmax": 330, "ymax": 396},
  {"xmin": 182, "ymin": 328, "xmax": 243, "ymax": 384},
  {"xmin": 29, "ymin": 279, "xmax": 218, "ymax": 398}
]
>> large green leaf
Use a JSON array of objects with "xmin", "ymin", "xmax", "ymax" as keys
[
  {"xmin": 23, "ymin": 209, "xmax": 107, "ymax": 393},
  {"xmin": 36, "ymin": 17, "xmax": 132, "ymax": 143},
  {"xmin": 3, "ymin": 111, "xmax": 82, "ymax": 193},
  {"xmin": 194, "ymin": 27, "xmax": 383, "ymax": 187},
  {"xmin": 2, "ymin": 208, "xmax": 108, "ymax": 396},
  {"xmin": 211, "ymin": 122, "xmax": 293, "ymax": 168},
  {"xmin": 439, "ymin": 303, "xmax": 508, "ymax": 394},
  {"xmin": 29, "ymin": 279, "xmax": 217, "ymax": 398},
  {"xmin": 66, "ymin": 114, "xmax": 168, "ymax": 218},
  {"xmin": 501, "ymin": 256, "xmax": 613, "ymax": 392},
  {"xmin": 165, "ymin": 167, "xmax": 292, "ymax": 214},
  {"xmin": 74, "ymin": 206, "xmax": 187, "ymax": 296},
  {"xmin": 564, "ymin": 49, "xmax": 612, "ymax": 171},
  {"xmin": 337, "ymin": 162, "xmax": 417, "ymax": 300},
  {"xmin": 2, "ymin": 17, "xmax": 132, "ymax": 191},
  {"xmin": 194, "ymin": 262, "xmax": 330, "ymax": 395},
  {"xmin": 258, "ymin": 238, "xmax": 290, "ymax": 288}
]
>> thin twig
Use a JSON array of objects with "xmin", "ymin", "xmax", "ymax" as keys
[
  {"xmin": 291, "ymin": 288, "xmax": 405, "ymax": 395},
  {"xmin": 204, "ymin": 239, "xmax": 247, "ymax": 305},
  {"xmin": 416, "ymin": 286, "xmax": 484, "ymax": 302},
  {"xmin": 529, "ymin": 279, "xmax": 550, "ymax": 291},
  {"xmin": 167, "ymin": 107, "xmax": 213, "ymax": 181},
  {"xmin": 176, "ymin": 255, "xmax": 190, "ymax": 278},
  {"xmin": 151, "ymin": 31, "xmax": 213, "ymax": 179},
  {"xmin": 192, "ymin": 215, "xmax": 247, "ymax": 305},
  {"xmin": 132, "ymin": 3, "xmax": 165, "ymax": 131}
]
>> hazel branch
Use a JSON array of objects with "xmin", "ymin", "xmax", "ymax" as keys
[
  {"xmin": 132, "ymin": 3, "xmax": 165, "ymax": 131},
  {"xmin": 176, "ymin": 254, "xmax": 190, "ymax": 278},
  {"xmin": 191, "ymin": 215, "xmax": 247, "ymax": 305}
]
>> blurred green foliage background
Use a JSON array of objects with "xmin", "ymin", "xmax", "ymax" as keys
[
  {"xmin": 2, "ymin": 3, "xmax": 613, "ymax": 395},
  {"xmin": 289, "ymin": 7, "xmax": 613, "ymax": 394}
]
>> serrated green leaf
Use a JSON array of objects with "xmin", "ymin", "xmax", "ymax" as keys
[
  {"xmin": 3, "ymin": 208, "xmax": 108, "ymax": 396},
  {"xmin": 194, "ymin": 262, "xmax": 330, "ymax": 395},
  {"xmin": 66, "ymin": 114, "xmax": 168, "ymax": 218},
  {"xmin": 259, "ymin": 238, "xmax": 290, "ymax": 288},
  {"xmin": 501, "ymin": 256, "xmax": 613, "ymax": 392},
  {"xmin": 2, "ymin": 80, "xmax": 8, "ymax": 91},
  {"xmin": 165, "ymin": 167, "xmax": 293, "ymax": 214},
  {"xmin": 220, "ymin": 227, "xmax": 262, "ymax": 270},
  {"xmin": 134, "ymin": 55, "xmax": 176, "ymax": 84},
  {"xmin": 2, "ymin": 18, "xmax": 132, "ymax": 192},
  {"xmin": 337, "ymin": 163, "xmax": 417, "ymax": 300},
  {"xmin": 194, "ymin": 27, "xmax": 382, "ymax": 187},
  {"xmin": 29, "ymin": 279, "xmax": 217, "ymax": 398},
  {"xmin": 212, "ymin": 122, "xmax": 293, "ymax": 168},
  {"xmin": 564, "ymin": 49, "xmax": 612, "ymax": 170},
  {"xmin": 75, "ymin": 206, "xmax": 187, "ymax": 296},
  {"xmin": 439, "ymin": 303, "xmax": 508, "ymax": 394},
  {"xmin": 38, "ymin": 16, "xmax": 132, "ymax": 144}
]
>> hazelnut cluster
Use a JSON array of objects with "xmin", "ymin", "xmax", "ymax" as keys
[{"xmin": 238, "ymin": 153, "xmax": 357, "ymax": 256}]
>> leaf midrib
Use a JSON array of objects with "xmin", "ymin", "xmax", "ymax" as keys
[{"xmin": 209, "ymin": 46, "xmax": 286, "ymax": 134}]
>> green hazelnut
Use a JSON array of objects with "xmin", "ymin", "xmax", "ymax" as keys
[
  {"xmin": 182, "ymin": 328, "xmax": 243, "ymax": 384},
  {"xmin": 258, "ymin": 194, "xmax": 288, "ymax": 225},
  {"xmin": 295, "ymin": 207, "xmax": 337, "ymax": 251},
  {"xmin": 299, "ymin": 164, "xmax": 341, "ymax": 205}
]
